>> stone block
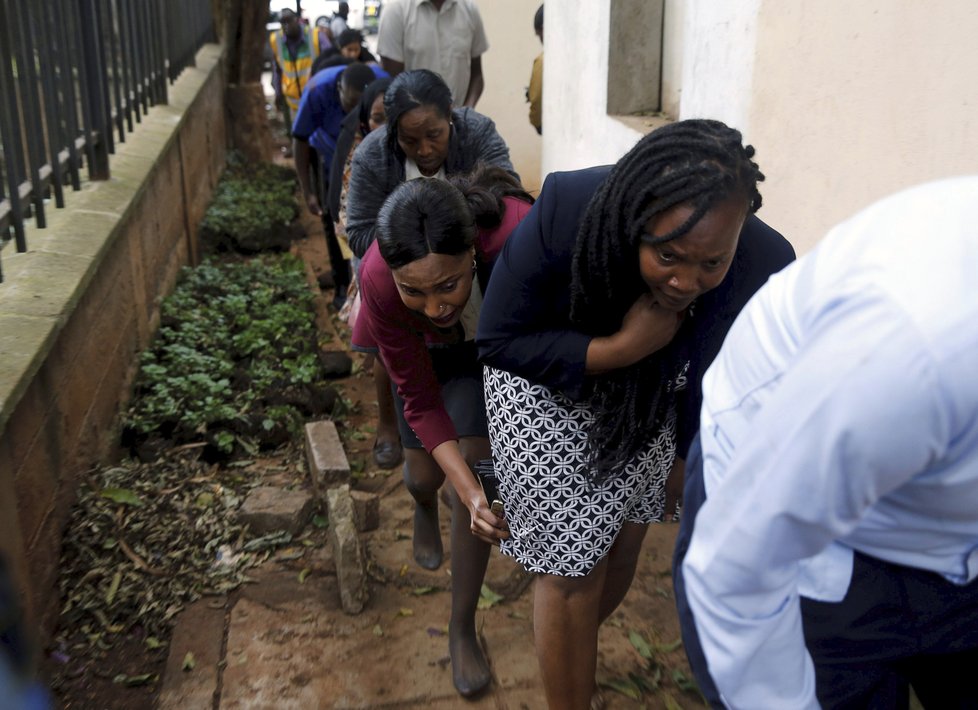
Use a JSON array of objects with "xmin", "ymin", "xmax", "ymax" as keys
[
  {"xmin": 305, "ymin": 420, "xmax": 350, "ymax": 490},
  {"xmin": 350, "ymin": 490, "xmax": 380, "ymax": 532},
  {"xmin": 158, "ymin": 598, "xmax": 226, "ymax": 710},
  {"xmin": 325, "ymin": 485, "xmax": 366, "ymax": 614},
  {"xmin": 238, "ymin": 486, "xmax": 314, "ymax": 536}
]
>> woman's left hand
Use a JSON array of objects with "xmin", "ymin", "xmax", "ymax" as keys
[{"xmin": 431, "ymin": 441, "xmax": 510, "ymax": 544}]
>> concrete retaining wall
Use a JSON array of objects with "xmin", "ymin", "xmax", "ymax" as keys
[{"xmin": 0, "ymin": 44, "xmax": 227, "ymax": 634}]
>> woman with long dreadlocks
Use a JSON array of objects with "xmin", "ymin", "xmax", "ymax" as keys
[{"xmin": 476, "ymin": 119, "xmax": 795, "ymax": 708}]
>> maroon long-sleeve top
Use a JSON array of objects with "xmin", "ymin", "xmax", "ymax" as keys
[{"xmin": 351, "ymin": 196, "xmax": 532, "ymax": 452}]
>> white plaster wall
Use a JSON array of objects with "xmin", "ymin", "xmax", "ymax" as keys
[
  {"xmin": 540, "ymin": 0, "xmax": 645, "ymax": 176},
  {"xmin": 474, "ymin": 0, "xmax": 543, "ymax": 192},
  {"xmin": 539, "ymin": 0, "xmax": 978, "ymax": 253},
  {"xmin": 539, "ymin": 0, "xmax": 697, "ymax": 179},
  {"xmin": 678, "ymin": 0, "xmax": 761, "ymax": 131},
  {"xmin": 745, "ymin": 1, "xmax": 978, "ymax": 253},
  {"xmin": 660, "ymin": 0, "xmax": 686, "ymax": 120}
]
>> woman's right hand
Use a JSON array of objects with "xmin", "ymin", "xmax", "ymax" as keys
[
  {"xmin": 463, "ymin": 486, "xmax": 510, "ymax": 546},
  {"xmin": 617, "ymin": 292, "xmax": 684, "ymax": 362},
  {"xmin": 586, "ymin": 293, "xmax": 683, "ymax": 373},
  {"xmin": 431, "ymin": 442, "xmax": 510, "ymax": 545}
]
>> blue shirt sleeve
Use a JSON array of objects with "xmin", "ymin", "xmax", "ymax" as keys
[{"xmin": 290, "ymin": 73, "xmax": 323, "ymax": 142}]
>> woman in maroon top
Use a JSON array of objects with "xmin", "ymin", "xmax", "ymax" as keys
[{"xmin": 351, "ymin": 166, "xmax": 531, "ymax": 697}]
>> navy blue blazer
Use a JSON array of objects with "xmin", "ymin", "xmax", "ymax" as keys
[{"xmin": 476, "ymin": 165, "xmax": 796, "ymax": 459}]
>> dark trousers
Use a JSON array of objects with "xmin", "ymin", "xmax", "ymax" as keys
[
  {"xmin": 673, "ymin": 434, "xmax": 978, "ymax": 709},
  {"xmin": 309, "ymin": 149, "xmax": 350, "ymax": 296}
]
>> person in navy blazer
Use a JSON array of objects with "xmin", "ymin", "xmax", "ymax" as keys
[{"xmin": 477, "ymin": 119, "xmax": 795, "ymax": 708}]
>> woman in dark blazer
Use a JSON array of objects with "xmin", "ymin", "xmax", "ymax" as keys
[{"xmin": 477, "ymin": 119, "xmax": 796, "ymax": 709}]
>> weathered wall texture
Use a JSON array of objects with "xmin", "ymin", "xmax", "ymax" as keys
[
  {"xmin": 540, "ymin": 0, "xmax": 685, "ymax": 177},
  {"xmin": 544, "ymin": 0, "xmax": 978, "ymax": 253},
  {"xmin": 0, "ymin": 44, "xmax": 227, "ymax": 634},
  {"xmin": 474, "ymin": 0, "xmax": 543, "ymax": 193}
]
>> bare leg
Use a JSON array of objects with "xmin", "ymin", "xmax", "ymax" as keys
[
  {"xmin": 372, "ymin": 358, "xmax": 403, "ymax": 469},
  {"xmin": 448, "ymin": 437, "xmax": 494, "ymax": 697},
  {"xmin": 534, "ymin": 559, "xmax": 610, "ymax": 710},
  {"xmin": 598, "ymin": 522, "xmax": 649, "ymax": 623},
  {"xmin": 402, "ymin": 448, "xmax": 444, "ymax": 570}
]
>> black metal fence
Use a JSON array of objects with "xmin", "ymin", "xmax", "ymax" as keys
[{"xmin": 0, "ymin": 0, "xmax": 215, "ymax": 282}]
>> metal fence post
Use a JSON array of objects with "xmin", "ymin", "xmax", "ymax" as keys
[
  {"xmin": 78, "ymin": 0, "xmax": 111, "ymax": 178},
  {"xmin": 0, "ymin": 0, "xmax": 214, "ymax": 282}
]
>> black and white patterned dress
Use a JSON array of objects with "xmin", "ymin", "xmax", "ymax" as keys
[{"xmin": 483, "ymin": 364, "xmax": 687, "ymax": 577}]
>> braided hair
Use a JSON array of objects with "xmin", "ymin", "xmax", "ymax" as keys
[{"xmin": 569, "ymin": 119, "xmax": 764, "ymax": 485}]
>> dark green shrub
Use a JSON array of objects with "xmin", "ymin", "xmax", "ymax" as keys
[
  {"xmin": 199, "ymin": 157, "xmax": 299, "ymax": 252},
  {"xmin": 124, "ymin": 254, "xmax": 334, "ymax": 459}
]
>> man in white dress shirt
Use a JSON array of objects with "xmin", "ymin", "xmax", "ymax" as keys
[
  {"xmin": 377, "ymin": 0, "xmax": 488, "ymax": 108},
  {"xmin": 674, "ymin": 176, "xmax": 978, "ymax": 709}
]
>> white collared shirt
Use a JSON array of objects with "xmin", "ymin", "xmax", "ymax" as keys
[
  {"xmin": 378, "ymin": 0, "xmax": 489, "ymax": 105},
  {"xmin": 684, "ymin": 176, "xmax": 978, "ymax": 708},
  {"xmin": 404, "ymin": 158, "xmax": 446, "ymax": 182}
]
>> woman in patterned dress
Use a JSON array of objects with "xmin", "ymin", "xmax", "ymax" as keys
[{"xmin": 476, "ymin": 120, "xmax": 795, "ymax": 709}]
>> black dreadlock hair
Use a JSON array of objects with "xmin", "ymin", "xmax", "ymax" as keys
[{"xmin": 569, "ymin": 118, "xmax": 764, "ymax": 486}]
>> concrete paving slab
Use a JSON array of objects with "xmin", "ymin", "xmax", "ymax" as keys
[
  {"xmin": 158, "ymin": 597, "xmax": 227, "ymax": 710},
  {"xmin": 349, "ymin": 490, "xmax": 380, "ymax": 532},
  {"xmin": 326, "ymin": 485, "xmax": 367, "ymax": 614},
  {"xmin": 25, "ymin": 210, "xmax": 122, "ymax": 260},
  {"xmin": 238, "ymin": 485, "xmax": 314, "ymax": 536},
  {"xmin": 0, "ymin": 250, "xmax": 93, "ymax": 318}
]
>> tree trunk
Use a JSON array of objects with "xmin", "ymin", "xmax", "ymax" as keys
[{"xmin": 214, "ymin": 0, "xmax": 272, "ymax": 162}]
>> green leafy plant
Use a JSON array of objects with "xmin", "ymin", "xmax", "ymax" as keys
[
  {"xmin": 124, "ymin": 254, "xmax": 331, "ymax": 459},
  {"xmin": 199, "ymin": 158, "xmax": 298, "ymax": 252},
  {"xmin": 602, "ymin": 629, "xmax": 704, "ymax": 704}
]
